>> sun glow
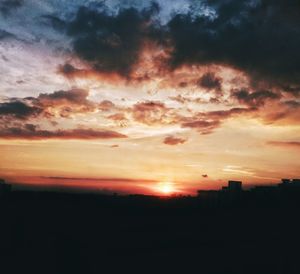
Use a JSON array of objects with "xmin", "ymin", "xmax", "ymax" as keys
[{"xmin": 156, "ymin": 182, "xmax": 175, "ymax": 195}]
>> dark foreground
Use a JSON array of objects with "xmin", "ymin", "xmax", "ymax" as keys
[{"xmin": 1, "ymin": 190, "xmax": 300, "ymax": 274}]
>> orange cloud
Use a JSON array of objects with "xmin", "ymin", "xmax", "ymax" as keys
[
  {"xmin": 163, "ymin": 136, "xmax": 187, "ymax": 146},
  {"xmin": 132, "ymin": 101, "xmax": 171, "ymax": 125}
]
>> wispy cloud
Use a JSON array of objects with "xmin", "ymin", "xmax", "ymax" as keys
[{"xmin": 268, "ymin": 141, "xmax": 300, "ymax": 149}]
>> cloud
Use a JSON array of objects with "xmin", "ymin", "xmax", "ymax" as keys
[
  {"xmin": 0, "ymin": 126, "xmax": 127, "ymax": 140},
  {"xmin": 107, "ymin": 113, "xmax": 127, "ymax": 121},
  {"xmin": 201, "ymin": 107, "xmax": 256, "ymax": 120},
  {"xmin": 260, "ymin": 100, "xmax": 300, "ymax": 125},
  {"xmin": 66, "ymin": 3, "xmax": 162, "ymax": 78},
  {"xmin": 37, "ymin": 88, "xmax": 90, "ymax": 106},
  {"xmin": 107, "ymin": 113, "xmax": 128, "ymax": 127},
  {"xmin": 132, "ymin": 101, "xmax": 171, "ymax": 125},
  {"xmin": 37, "ymin": 89, "xmax": 94, "ymax": 118},
  {"xmin": 99, "ymin": 100, "xmax": 115, "ymax": 111},
  {"xmin": 110, "ymin": 144, "xmax": 119, "ymax": 148},
  {"xmin": 4, "ymin": 0, "xmax": 300, "ymax": 92},
  {"xmin": 163, "ymin": 136, "xmax": 187, "ymax": 145},
  {"xmin": 231, "ymin": 89, "xmax": 281, "ymax": 107},
  {"xmin": 280, "ymin": 85, "xmax": 300, "ymax": 96},
  {"xmin": 181, "ymin": 119, "xmax": 221, "ymax": 135},
  {"xmin": 58, "ymin": 63, "xmax": 130, "ymax": 84},
  {"xmin": 180, "ymin": 107, "xmax": 255, "ymax": 134},
  {"xmin": 167, "ymin": 0, "xmax": 300, "ymax": 88},
  {"xmin": 267, "ymin": 141, "xmax": 300, "ymax": 149},
  {"xmin": 0, "ymin": 88, "xmax": 132, "ymax": 142},
  {"xmin": 198, "ymin": 72, "xmax": 222, "ymax": 92},
  {"xmin": 0, "ymin": 89, "xmax": 97, "ymax": 121},
  {"xmin": 0, "ymin": 0, "xmax": 23, "ymax": 16},
  {"xmin": 40, "ymin": 15, "xmax": 67, "ymax": 31},
  {"xmin": 0, "ymin": 100, "xmax": 42, "ymax": 120},
  {"xmin": 126, "ymin": 99, "xmax": 257, "ymax": 134},
  {"xmin": 0, "ymin": 89, "xmax": 128, "ymax": 140},
  {"xmin": 0, "ymin": 89, "xmax": 260, "ymax": 138},
  {"xmin": 58, "ymin": 64, "xmax": 97, "ymax": 80},
  {"xmin": 283, "ymin": 100, "xmax": 300, "ymax": 108},
  {"xmin": 51, "ymin": 0, "xmax": 300, "ymax": 96},
  {"xmin": 169, "ymin": 94, "xmax": 209, "ymax": 105},
  {"xmin": 58, "ymin": 63, "xmax": 80, "ymax": 76},
  {"xmin": 0, "ymin": 29, "xmax": 16, "ymax": 40},
  {"xmin": 40, "ymin": 176, "xmax": 154, "ymax": 183}
]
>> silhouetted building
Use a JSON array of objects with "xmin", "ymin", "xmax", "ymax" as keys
[
  {"xmin": 278, "ymin": 178, "xmax": 300, "ymax": 188},
  {"xmin": 292, "ymin": 179, "xmax": 300, "ymax": 186},
  {"xmin": 226, "ymin": 180, "xmax": 242, "ymax": 191},
  {"xmin": 251, "ymin": 185, "xmax": 278, "ymax": 200},
  {"xmin": 0, "ymin": 179, "xmax": 11, "ymax": 196},
  {"xmin": 197, "ymin": 180, "xmax": 243, "ymax": 207},
  {"xmin": 197, "ymin": 190, "xmax": 220, "ymax": 207},
  {"xmin": 281, "ymin": 178, "xmax": 291, "ymax": 185},
  {"xmin": 197, "ymin": 177, "xmax": 300, "ymax": 208}
]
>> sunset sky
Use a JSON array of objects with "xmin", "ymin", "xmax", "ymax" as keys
[{"xmin": 0, "ymin": 0, "xmax": 300, "ymax": 195}]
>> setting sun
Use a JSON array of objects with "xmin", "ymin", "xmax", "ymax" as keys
[{"xmin": 156, "ymin": 182, "xmax": 175, "ymax": 195}]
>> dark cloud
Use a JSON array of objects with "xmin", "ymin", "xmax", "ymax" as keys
[
  {"xmin": 58, "ymin": 63, "xmax": 81, "ymax": 76},
  {"xmin": 0, "ymin": 89, "xmax": 97, "ymax": 122},
  {"xmin": 202, "ymin": 174, "xmax": 208, "ymax": 178},
  {"xmin": 198, "ymin": 72, "xmax": 222, "ymax": 92},
  {"xmin": 0, "ymin": 0, "xmax": 23, "ymax": 16},
  {"xmin": 163, "ymin": 136, "xmax": 187, "ymax": 145},
  {"xmin": 33, "ymin": 89, "xmax": 96, "ymax": 118},
  {"xmin": 37, "ymin": 88, "xmax": 91, "ymax": 106},
  {"xmin": 40, "ymin": 15, "xmax": 67, "ymax": 31},
  {"xmin": 280, "ymin": 85, "xmax": 300, "ymax": 96},
  {"xmin": 57, "ymin": 64, "xmax": 105, "ymax": 81},
  {"xmin": 57, "ymin": 1, "xmax": 300, "ymax": 91},
  {"xmin": 66, "ymin": 4, "xmax": 162, "ymax": 77},
  {"xmin": 283, "ymin": 100, "xmax": 300, "ymax": 108},
  {"xmin": 167, "ymin": 0, "xmax": 300, "ymax": 88},
  {"xmin": 231, "ymin": 89, "xmax": 281, "ymax": 107},
  {"xmin": 0, "ymin": 100, "xmax": 42, "ymax": 119},
  {"xmin": 0, "ymin": 126, "xmax": 127, "ymax": 140},
  {"xmin": 58, "ymin": 63, "xmax": 127, "ymax": 83},
  {"xmin": 0, "ymin": 29, "xmax": 15, "ymax": 40}
]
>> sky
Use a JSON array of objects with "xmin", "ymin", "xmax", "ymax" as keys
[{"xmin": 0, "ymin": 0, "xmax": 300, "ymax": 195}]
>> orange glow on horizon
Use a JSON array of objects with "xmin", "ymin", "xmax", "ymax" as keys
[{"xmin": 154, "ymin": 182, "xmax": 176, "ymax": 196}]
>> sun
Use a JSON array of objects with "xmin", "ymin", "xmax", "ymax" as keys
[{"xmin": 156, "ymin": 182, "xmax": 175, "ymax": 195}]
